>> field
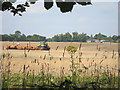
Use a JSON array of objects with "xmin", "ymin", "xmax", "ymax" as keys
[{"xmin": 0, "ymin": 41, "xmax": 119, "ymax": 88}]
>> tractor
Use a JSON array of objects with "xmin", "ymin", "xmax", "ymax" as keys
[
  {"xmin": 6, "ymin": 43, "xmax": 21, "ymax": 49},
  {"xmin": 37, "ymin": 41, "xmax": 50, "ymax": 50},
  {"xmin": 6, "ymin": 41, "xmax": 50, "ymax": 50}
]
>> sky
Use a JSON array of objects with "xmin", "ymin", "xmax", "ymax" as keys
[{"xmin": 0, "ymin": 0, "xmax": 119, "ymax": 38}]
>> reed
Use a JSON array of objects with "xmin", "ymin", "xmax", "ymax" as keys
[{"xmin": 56, "ymin": 46, "xmax": 59, "ymax": 50}]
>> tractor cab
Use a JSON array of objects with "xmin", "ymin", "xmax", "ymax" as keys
[
  {"xmin": 40, "ymin": 41, "xmax": 46, "ymax": 46},
  {"xmin": 37, "ymin": 41, "xmax": 50, "ymax": 50}
]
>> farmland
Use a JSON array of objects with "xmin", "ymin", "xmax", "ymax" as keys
[{"xmin": 0, "ymin": 41, "xmax": 119, "ymax": 88}]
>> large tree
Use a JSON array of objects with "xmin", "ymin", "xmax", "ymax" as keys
[
  {"xmin": 1, "ymin": 0, "xmax": 91, "ymax": 16},
  {"xmin": 72, "ymin": 32, "xmax": 79, "ymax": 42},
  {"xmin": 94, "ymin": 33, "xmax": 107, "ymax": 41}
]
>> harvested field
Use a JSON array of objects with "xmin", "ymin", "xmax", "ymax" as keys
[{"xmin": 1, "ymin": 41, "xmax": 118, "ymax": 76}]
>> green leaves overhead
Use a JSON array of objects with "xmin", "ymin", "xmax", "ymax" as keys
[
  {"xmin": 2, "ymin": 2, "xmax": 12, "ymax": 11},
  {"xmin": 77, "ymin": 1, "xmax": 91, "ymax": 6},
  {"xmin": 55, "ymin": 0, "xmax": 91, "ymax": 13},
  {"xmin": 17, "ymin": 4, "xmax": 26, "ymax": 12},
  {"xmin": 1, "ymin": 0, "xmax": 91, "ymax": 16},
  {"xmin": 2, "ymin": 1, "xmax": 30, "ymax": 16},
  {"xmin": 56, "ymin": 0, "xmax": 76, "ymax": 13},
  {"xmin": 29, "ymin": 0, "xmax": 38, "ymax": 4},
  {"xmin": 44, "ymin": 0, "xmax": 53, "ymax": 10}
]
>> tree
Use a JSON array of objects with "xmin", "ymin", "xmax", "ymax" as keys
[
  {"xmin": 27, "ymin": 35, "xmax": 32, "ymax": 41},
  {"xmin": 52, "ymin": 35, "xmax": 59, "ymax": 42},
  {"xmin": 112, "ymin": 35, "xmax": 118, "ymax": 41},
  {"xmin": 112, "ymin": 35, "xmax": 118, "ymax": 42},
  {"xmin": 9, "ymin": 34, "xmax": 16, "ymax": 41},
  {"xmin": 47, "ymin": 38, "xmax": 53, "ymax": 42},
  {"xmin": 78, "ymin": 33, "xmax": 87, "ymax": 42},
  {"xmin": 32, "ymin": 34, "xmax": 46, "ymax": 41},
  {"xmin": 2, "ymin": 34, "xmax": 10, "ymax": 41},
  {"xmin": 59, "ymin": 34, "xmax": 64, "ymax": 42},
  {"xmin": 64, "ymin": 32, "xmax": 72, "ymax": 42},
  {"xmin": 1, "ymin": 0, "xmax": 91, "ymax": 16},
  {"xmin": 90, "ymin": 34, "xmax": 93, "ymax": 39},
  {"xmin": 14, "ymin": 30, "xmax": 21, "ymax": 41},
  {"xmin": 20, "ymin": 34, "xmax": 26, "ymax": 41},
  {"xmin": 0, "ymin": 31, "xmax": 119, "ymax": 43},
  {"xmin": 15, "ymin": 30, "xmax": 21, "ymax": 36},
  {"xmin": 72, "ymin": 32, "xmax": 79, "ymax": 42},
  {"xmin": 0, "ymin": 34, "xmax": 2, "ymax": 41},
  {"xmin": 105, "ymin": 36, "xmax": 112, "ymax": 42},
  {"xmin": 94, "ymin": 33, "xmax": 107, "ymax": 41}
]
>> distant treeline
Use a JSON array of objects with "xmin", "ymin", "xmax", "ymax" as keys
[{"xmin": 0, "ymin": 31, "xmax": 119, "ymax": 43}]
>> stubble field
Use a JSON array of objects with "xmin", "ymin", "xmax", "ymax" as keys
[{"xmin": 1, "ymin": 41, "xmax": 118, "ymax": 76}]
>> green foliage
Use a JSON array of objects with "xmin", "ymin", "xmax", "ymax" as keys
[
  {"xmin": 66, "ymin": 46, "xmax": 78, "ymax": 54},
  {"xmin": 1, "ymin": 31, "xmax": 46, "ymax": 41},
  {"xmin": 1, "ymin": 0, "xmax": 91, "ymax": 16},
  {"xmin": 2, "ymin": 71, "xmax": 118, "ymax": 88},
  {"xmin": 82, "ymin": 66, "xmax": 88, "ymax": 70},
  {"xmin": 0, "ymin": 31, "xmax": 119, "ymax": 42},
  {"xmin": 48, "ymin": 32, "xmax": 118, "ymax": 42},
  {"xmin": 44, "ymin": 0, "xmax": 53, "ymax": 10},
  {"xmin": 78, "ymin": 69, "xmax": 82, "ymax": 73},
  {"xmin": 2, "ymin": 1, "xmax": 29, "ymax": 16},
  {"xmin": 94, "ymin": 33, "xmax": 107, "ymax": 41},
  {"xmin": 56, "ymin": 1, "xmax": 76, "ymax": 13}
]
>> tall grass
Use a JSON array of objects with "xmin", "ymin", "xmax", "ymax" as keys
[{"xmin": 1, "ymin": 45, "xmax": 119, "ymax": 89}]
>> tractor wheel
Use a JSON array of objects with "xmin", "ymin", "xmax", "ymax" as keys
[
  {"xmin": 14, "ymin": 46, "xmax": 17, "ymax": 49},
  {"xmin": 8, "ymin": 46, "xmax": 11, "ymax": 49}
]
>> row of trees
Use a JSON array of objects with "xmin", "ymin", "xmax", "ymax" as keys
[
  {"xmin": 48, "ymin": 32, "xmax": 89, "ymax": 42},
  {"xmin": 0, "ymin": 31, "xmax": 46, "ymax": 41},
  {"xmin": 0, "ymin": 31, "xmax": 119, "ymax": 42},
  {"xmin": 48, "ymin": 32, "xmax": 119, "ymax": 42}
]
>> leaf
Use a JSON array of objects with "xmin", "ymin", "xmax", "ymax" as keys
[
  {"xmin": 74, "ymin": 63, "xmax": 80, "ymax": 65},
  {"xmin": 76, "ymin": 0, "xmax": 92, "ymax": 6},
  {"xmin": 66, "ymin": 46, "xmax": 78, "ymax": 53},
  {"xmin": 29, "ymin": 0, "xmax": 37, "ymax": 4},
  {"xmin": 44, "ymin": 0, "xmax": 53, "ymax": 10},
  {"xmin": 24, "ymin": 2, "xmax": 30, "ymax": 7},
  {"xmin": 51, "ymin": 78, "xmax": 53, "ymax": 82},
  {"xmin": 56, "ymin": 0, "xmax": 63, "ymax": 8},
  {"xmin": 2, "ymin": 2, "xmax": 12, "ymax": 11},
  {"xmin": 18, "ymin": 13, "xmax": 22, "ymax": 16},
  {"xmin": 56, "ymin": 0, "xmax": 76, "ymax": 13},
  {"xmin": 67, "ymin": 75, "xmax": 71, "ymax": 78},
  {"xmin": 82, "ymin": 66, "xmax": 88, "ymax": 70},
  {"xmin": 17, "ymin": 4, "xmax": 26, "ymax": 12},
  {"xmin": 78, "ymin": 69, "xmax": 82, "ymax": 72}
]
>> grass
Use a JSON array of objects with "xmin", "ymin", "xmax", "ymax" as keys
[
  {"xmin": 1, "ymin": 42, "xmax": 119, "ymax": 89},
  {"xmin": 2, "ymin": 71, "xmax": 119, "ymax": 89}
]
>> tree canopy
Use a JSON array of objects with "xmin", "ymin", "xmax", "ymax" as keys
[
  {"xmin": 1, "ymin": 0, "xmax": 91, "ymax": 16},
  {"xmin": 0, "ymin": 31, "xmax": 119, "ymax": 43}
]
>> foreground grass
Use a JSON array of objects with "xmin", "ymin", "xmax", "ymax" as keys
[
  {"xmin": 1, "ymin": 45, "xmax": 119, "ymax": 89},
  {"xmin": 2, "ymin": 71, "xmax": 118, "ymax": 89}
]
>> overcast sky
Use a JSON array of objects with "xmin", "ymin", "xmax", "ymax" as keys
[{"xmin": 1, "ymin": 0, "xmax": 119, "ymax": 38}]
